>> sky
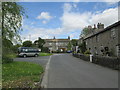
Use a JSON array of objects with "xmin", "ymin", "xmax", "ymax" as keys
[{"xmin": 18, "ymin": 2, "xmax": 119, "ymax": 42}]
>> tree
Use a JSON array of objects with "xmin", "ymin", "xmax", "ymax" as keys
[
  {"xmin": 80, "ymin": 27, "xmax": 93, "ymax": 37},
  {"xmin": 42, "ymin": 47, "xmax": 50, "ymax": 53},
  {"xmin": 67, "ymin": 42, "xmax": 72, "ymax": 50},
  {"xmin": 2, "ymin": 38, "xmax": 14, "ymax": 64},
  {"xmin": 12, "ymin": 44, "xmax": 22, "ymax": 53},
  {"xmin": 80, "ymin": 27, "xmax": 89, "ymax": 37},
  {"xmin": 34, "ymin": 37, "xmax": 45, "ymax": 49},
  {"xmin": 2, "ymin": 38, "xmax": 13, "ymax": 54},
  {"xmin": 79, "ymin": 41, "xmax": 87, "ymax": 53},
  {"xmin": 71, "ymin": 39, "xmax": 78, "ymax": 46},
  {"xmin": 23, "ymin": 40, "xmax": 32, "ymax": 47},
  {"xmin": 2, "ymin": 2, "xmax": 26, "ymax": 41},
  {"xmin": 2, "ymin": 2, "xmax": 26, "ymax": 63}
]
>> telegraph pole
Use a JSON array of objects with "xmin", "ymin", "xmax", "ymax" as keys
[{"xmin": 29, "ymin": 34, "xmax": 31, "ymax": 41}]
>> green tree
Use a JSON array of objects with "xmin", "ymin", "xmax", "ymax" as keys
[
  {"xmin": 71, "ymin": 39, "xmax": 78, "ymax": 46},
  {"xmin": 42, "ymin": 47, "xmax": 50, "ymax": 53},
  {"xmin": 81, "ymin": 27, "xmax": 89, "ymax": 37},
  {"xmin": 2, "ymin": 2, "xmax": 26, "ymax": 63},
  {"xmin": 67, "ymin": 42, "xmax": 72, "ymax": 50},
  {"xmin": 80, "ymin": 27, "xmax": 93, "ymax": 37},
  {"xmin": 2, "ymin": 38, "xmax": 14, "ymax": 63},
  {"xmin": 12, "ymin": 44, "xmax": 22, "ymax": 53},
  {"xmin": 34, "ymin": 37, "xmax": 45, "ymax": 49},
  {"xmin": 23, "ymin": 40, "xmax": 32, "ymax": 47},
  {"xmin": 79, "ymin": 41, "xmax": 87, "ymax": 53},
  {"xmin": 2, "ymin": 2, "xmax": 25, "ymax": 41},
  {"xmin": 2, "ymin": 38, "xmax": 13, "ymax": 54}
]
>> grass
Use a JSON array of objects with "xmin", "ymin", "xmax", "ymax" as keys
[
  {"xmin": 0, "ymin": 64, "xmax": 1, "ymax": 88},
  {"xmin": 40, "ymin": 53, "xmax": 53, "ymax": 56},
  {"xmin": 6, "ymin": 53, "xmax": 17, "ymax": 59},
  {"xmin": 2, "ymin": 61, "xmax": 44, "ymax": 88}
]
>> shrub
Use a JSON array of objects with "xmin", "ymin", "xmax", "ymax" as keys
[
  {"xmin": 2, "ymin": 56, "xmax": 13, "ymax": 64},
  {"xmin": 41, "ymin": 47, "xmax": 50, "ymax": 53},
  {"xmin": 79, "ymin": 41, "xmax": 87, "ymax": 54},
  {"xmin": 2, "ymin": 47, "xmax": 14, "ymax": 64},
  {"xmin": 84, "ymin": 50, "xmax": 91, "ymax": 55}
]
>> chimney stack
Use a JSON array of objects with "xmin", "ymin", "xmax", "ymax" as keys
[
  {"xmin": 97, "ymin": 23, "xmax": 104, "ymax": 30},
  {"xmin": 94, "ymin": 24, "xmax": 96, "ymax": 29}
]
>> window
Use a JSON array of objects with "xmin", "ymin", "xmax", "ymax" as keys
[
  {"xmin": 49, "ymin": 43, "xmax": 52, "ymax": 45},
  {"xmin": 96, "ymin": 35, "xmax": 99, "ymax": 42},
  {"xmin": 56, "ymin": 43, "xmax": 58, "ymax": 45},
  {"xmin": 23, "ymin": 49, "xmax": 28, "ymax": 52},
  {"xmin": 60, "ymin": 42, "xmax": 63, "ymax": 45},
  {"xmin": 111, "ymin": 28, "xmax": 116, "ymax": 38}
]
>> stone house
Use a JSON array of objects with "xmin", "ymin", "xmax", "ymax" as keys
[
  {"xmin": 78, "ymin": 37, "xmax": 84, "ymax": 46},
  {"xmin": 79, "ymin": 21, "xmax": 120, "ymax": 57},
  {"xmin": 43, "ymin": 36, "xmax": 70, "ymax": 52}
]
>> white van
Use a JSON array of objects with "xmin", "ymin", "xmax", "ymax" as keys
[{"xmin": 18, "ymin": 47, "xmax": 41, "ymax": 57}]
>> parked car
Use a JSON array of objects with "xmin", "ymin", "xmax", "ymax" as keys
[
  {"xmin": 67, "ymin": 50, "xmax": 72, "ymax": 53},
  {"xmin": 18, "ymin": 47, "xmax": 41, "ymax": 57}
]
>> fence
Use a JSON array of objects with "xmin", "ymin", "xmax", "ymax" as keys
[{"xmin": 72, "ymin": 53, "xmax": 120, "ymax": 70}]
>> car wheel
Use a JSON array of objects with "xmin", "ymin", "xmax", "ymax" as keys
[
  {"xmin": 23, "ymin": 54, "xmax": 27, "ymax": 58},
  {"xmin": 35, "ymin": 54, "xmax": 38, "ymax": 57}
]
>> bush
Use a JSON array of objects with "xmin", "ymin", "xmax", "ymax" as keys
[
  {"xmin": 2, "ymin": 56, "xmax": 13, "ymax": 64},
  {"xmin": 84, "ymin": 50, "xmax": 91, "ymax": 55},
  {"xmin": 12, "ymin": 44, "xmax": 21, "ymax": 53},
  {"xmin": 79, "ymin": 41, "xmax": 87, "ymax": 53},
  {"xmin": 2, "ymin": 50, "xmax": 15, "ymax": 64},
  {"xmin": 23, "ymin": 40, "xmax": 32, "ymax": 47},
  {"xmin": 2, "ymin": 48, "xmax": 17, "ymax": 64},
  {"xmin": 41, "ymin": 47, "xmax": 50, "ymax": 53}
]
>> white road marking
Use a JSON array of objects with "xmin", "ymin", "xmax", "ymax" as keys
[
  {"xmin": 53, "ymin": 54, "xmax": 65, "ymax": 56},
  {"xmin": 41, "ymin": 55, "xmax": 52, "ymax": 88}
]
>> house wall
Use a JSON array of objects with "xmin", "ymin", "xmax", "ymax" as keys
[
  {"xmin": 44, "ymin": 40, "xmax": 70, "ymax": 52},
  {"xmin": 85, "ymin": 26, "xmax": 119, "ymax": 57},
  {"xmin": 117, "ymin": 25, "xmax": 120, "ymax": 57}
]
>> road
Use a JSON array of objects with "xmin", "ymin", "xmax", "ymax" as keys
[
  {"xmin": 42, "ymin": 54, "xmax": 118, "ymax": 88},
  {"xmin": 15, "ymin": 54, "xmax": 118, "ymax": 88}
]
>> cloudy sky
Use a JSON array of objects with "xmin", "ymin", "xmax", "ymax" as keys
[{"xmin": 18, "ymin": 2, "xmax": 119, "ymax": 42}]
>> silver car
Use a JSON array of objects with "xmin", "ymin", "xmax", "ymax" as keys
[{"xmin": 18, "ymin": 47, "xmax": 41, "ymax": 57}]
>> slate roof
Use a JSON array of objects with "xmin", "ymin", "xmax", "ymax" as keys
[{"xmin": 84, "ymin": 21, "xmax": 120, "ymax": 40}]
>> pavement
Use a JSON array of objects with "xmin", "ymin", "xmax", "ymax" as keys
[
  {"xmin": 14, "ymin": 56, "xmax": 50, "ymax": 68},
  {"xmin": 14, "ymin": 54, "xmax": 118, "ymax": 88}
]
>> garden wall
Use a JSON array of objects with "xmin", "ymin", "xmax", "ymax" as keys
[{"xmin": 72, "ymin": 53, "xmax": 120, "ymax": 70}]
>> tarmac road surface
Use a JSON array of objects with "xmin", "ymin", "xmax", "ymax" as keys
[{"xmin": 44, "ymin": 54, "xmax": 118, "ymax": 88}]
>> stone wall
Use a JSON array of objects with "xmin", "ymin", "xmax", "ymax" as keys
[
  {"xmin": 84, "ymin": 25, "xmax": 119, "ymax": 57},
  {"xmin": 73, "ymin": 53, "xmax": 120, "ymax": 70}
]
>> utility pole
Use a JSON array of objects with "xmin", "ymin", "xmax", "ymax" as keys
[{"xmin": 29, "ymin": 34, "xmax": 31, "ymax": 41}]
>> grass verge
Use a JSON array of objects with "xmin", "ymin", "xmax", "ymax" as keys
[
  {"xmin": 6, "ymin": 53, "xmax": 17, "ymax": 59},
  {"xmin": 40, "ymin": 53, "xmax": 53, "ymax": 56},
  {"xmin": 2, "ymin": 61, "xmax": 44, "ymax": 88}
]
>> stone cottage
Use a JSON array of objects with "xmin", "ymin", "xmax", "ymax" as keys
[{"xmin": 79, "ymin": 21, "xmax": 120, "ymax": 57}]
